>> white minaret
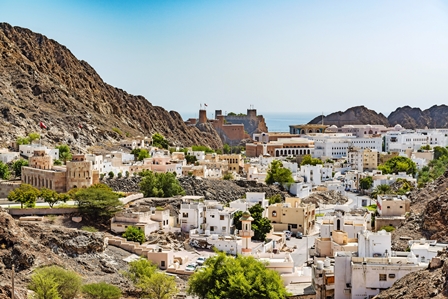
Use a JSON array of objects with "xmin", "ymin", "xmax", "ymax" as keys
[{"xmin": 239, "ymin": 211, "xmax": 254, "ymax": 255}]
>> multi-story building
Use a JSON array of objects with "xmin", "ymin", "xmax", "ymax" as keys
[
  {"xmin": 203, "ymin": 201, "xmax": 238, "ymax": 235},
  {"xmin": 219, "ymin": 154, "xmax": 244, "ymax": 173},
  {"xmin": 267, "ymin": 197, "xmax": 315, "ymax": 234},
  {"xmin": 347, "ymin": 147, "xmax": 378, "ymax": 171},
  {"xmin": 178, "ymin": 196, "xmax": 205, "ymax": 232},
  {"xmin": 21, "ymin": 151, "xmax": 99, "ymax": 193},
  {"xmin": 245, "ymin": 137, "xmax": 315, "ymax": 158},
  {"xmin": 299, "ymin": 164, "xmax": 334, "ymax": 186},
  {"xmin": 229, "ymin": 192, "xmax": 269, "ymax": 216},
  {"xmin": 375, "ymin": 195, "xmax": 410, "ymax": 231}
]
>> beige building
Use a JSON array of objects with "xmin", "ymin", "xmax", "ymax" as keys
[
  {"xmin": 267, "ymin": 198, "xmax": 315, "ymax": 234},
  {"xmin": 219, "ymin": 154, "xmax": 244, "ymax": 173},
  {"xmin": 375, "ymin": 195, "xmax": 410, "ymax": 231},
  {"xmin": 347, "ymin": 147, "xmax": 378, "ymax": 172},
  {"xmin": 21, "ymin": 151, "xmax": 99, "ymax": 193}
]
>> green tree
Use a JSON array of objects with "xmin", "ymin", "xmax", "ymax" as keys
[
  {"xmin": 371, "ymin": 184, "xmax": 392, "ymax": 198},
  {"xmin": 420, "ymin": 144, "xmax": 431, "ymax": 151},
  {"xmin": 137, "ymin": 272, "xmax": 179, "ymax": 299},
  {"xmin": 191, "ymin": 145, "xmax": 214, "ymax": 153},
  {"xmin": 122, "ymin": 225, "xmax": 146, "ymax": 244},
  {"xmin": 152, "ymin": 133, "xmax": 169, "ymax": 149},
  {"xmin": 223, "ymin": 144, "xmax": 231, "ymax": 154},
  {"xmin": 138, "ymin": 149, "xmax": 150, "ymax": 161},
  {"xmin": 12, "ymin": 159, "xmax": 29, "ymax": 177},
  {"xmin": 29, "ymin": 266, "xmax": 82, "ymax": 299},
  {"xmin": 139, "ymin": 171, "xmax": 185, "ymax": 197},
  {"xmin": 28, "ymin": 132, "xmax": 41, "ymax": 143},
  {"xmin": 40, "ymin": 188, "xmax": 60, "ymax": 208},
  {"xmin": 54, "ymin": 159, "xmax": 62, "ymax": 166},
  {"xmin": 124, "ymin": 258, "xmax": 157, "ymax": 284},
  {"xmin": 125, "ymin": 171, "xmax": 130, "ymax": 178},
  {"xmin": 82, "ymin": 282, "xmax": 121, "ymax": 299},
  {"xmin": 117, "ymin": 172, "xmax": 123, "ymax": 178},
  {"xmin": 74, "ymin": 186, "xmax": 123, "ymax": 218},
  {"xmin": 223, "ymin": 173, "xmax": 233, "ymax": 180},
  {"xmin": 359, "ymin": 176, "xmax": 373, "ymax": 192},
  {"xmin": 0, "ymin": 161, "xmax": 10, "ymax": 180},
  {"xmin": 434, "ymin": 146, "xmax": 448, "ymax": 160},
  {"xmin": 300, "ymin": 154, "xmax": 323, "ymax": 166},
  {"xmin": 16, "ymin": 136, "xmax": 31, "ymax": 145},
  {"xmin": 378, "ymin": 156, "xmax": 417, "ymax": 176},
  {"xmin": 185, "ymin": 154, "xmax": 197, "ymax": 164},
  {"xmin": 56, "ymin": 145, "xmax": 72, "ymax": 164},
  {"xmin": 187, "ymin": 251, "xmax": 288, "ymax": 299},
  {"xmin": 8, "ymin": 183, "xmax": 39, "ymax": 208},
  {"xmin": 265, "ymin": 160, "xmax": 294, "ymax": 186},
  {"xmin": 233, "ymin": 204, "xmax": 272, "ymax": 241},
  {"xmin": 268, "ymin": 194, "xmax": 282, "ymax": 205},
  {"xmin": 108, "ymin": 171, "xmax": 114, "ymax": 179}
]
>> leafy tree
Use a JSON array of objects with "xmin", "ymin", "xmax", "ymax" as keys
[
  {"xmin": 82, "ymin": 282, "xmax": 121, "ymax": 299},
  {"xmin": 124, "ymin": 258, "xmax": 157, "ymax": 284},
  {"xmin": 117, "ymin": 172, "xmax": 122, "ymax": 178},
  {"xmin": 139, "ymin": 171, "xmax": 185, "ymax": 197},
  {"xmin": 152, "ymin": 133, "xmax": 169, "ymax": 149},
  {"xmin": 40, "ymin": 188, "xmax": 60, "ymax": 208},
  {"xmin": 233, "ymin": 204, "xmax": 272, "ymax": 241},
  {"xmin": 300, "ymin": 154, "xmax": 323, "ymax": 166},
  {"xmin": 0, "ymin": 161, "xmax": 10, "ymax": 180},
  {"xmin": 187, "ymin": 251, "xmax": 288, "ymax": 299},
  {"xmin": 359, "ymin": 176, "xmax": 373, "ymax": 191},
  {"xmin": 29, "ymin": 266, "xmax": 82, "ymax": 299},
  {"xmin": 122, "ymin": 225, "xmax": 146, "ymax": 244},
  {"xmin": 378, "ymin": 156, "xmax": 417, "ymax": 176},
  {"xmin": 56, "ymin": 145, "xmax": 72, "ymax": 164},
  {"xmin": 185, "ymin": 154, "xmax": 197, "ymax": 164},
  {"xmin": 74, "ymin": 186, "xmax": 123, "ymax": 218},
  {"xmin": 138, "ymin": 272, "xmax": 178, "ymax": 299},
  {"xmin": 380, "ymin": 225, "xmax": 395, "ymax": 232},
  {"xmin": 8, "ymin": 183, "xmax": 39, "ymax": 208},
  {"xmin": 434, "ymin": 146, "xmax": 448, "ymax": 160},
  {"xmin": 371, "ymin": 184, "xmax": 392, "ymax": 198},
  {"xmin": 54, "ymin": 159, "xmax": 62, "ymax": 166},
  {"xmin": 223, "ymin": 144, "xmax": 231, "ymax": 154},
  {"xmin": 12, "ymin": 159, "xmax": 29, "ymax": 177},
  {"xmin": 125, "ymin": 171, "xmax": 130, "ymax": 178},
  {"xmin": 16, "ymin": 136, "xmax": 31, "ymax": 145},
  {"xmin": 268, "ymin": 194, "xmax": 282, "ymax": 205},
  {"xmin": 265, "ymin": 160, "xmax": 294, "ymax": 186},
  {"xmin": 192, "ymin": 145, "xmax": 214, "ymax": 153},
  {"xmin": 108, "ymin": 171, "xmax": 114, "ymax": 179},
  {"xmin": 138, "ymin": 149, "xmax": 150, "ymax": 161},
  {"xmin": 28, "ymin": 132, "xmax": 41, "ymax": 143},
  {"xmin": 420, "ymin": 144, "xmax": 431, "ymax": 151}
]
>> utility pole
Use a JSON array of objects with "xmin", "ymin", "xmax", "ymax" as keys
[{"xmin": 11, "ymin": 264, "xmax": 14, "ymax": 299}]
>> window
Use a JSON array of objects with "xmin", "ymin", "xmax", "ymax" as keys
[
  {"xmin": 379, "ymin": 274, "xmax": 387, "ymax": 281},
  {"xmin": 399, "ymin": 206, "xmax": 403, "ymax": 208},
  {"xmin": 211, "ymin": 215, "xmax": 215, "ymax": 218},
  {"xmin": 272, "ymin": 211, "xmax": 277, "ymax": 217},
  {"xmin": 387, "ymin": 206, "xmax": 390, "ymax": 209},
  {"xmin": 182, "ymin": 213, "xmax": 189, "ymax": 218},
  {"xmin": 222, "ymin": 226, "xmax": 226, "ymax": 231},
  {"xmin": 220, "ymin": 215, "xmax": 225, "ymax": 220},
  {"xmin": 161, "ymin": 261, "xmax": 165, "ymax": 267},
  {"xmin": 388, "ymin": 273, "xmax": 396, "ymax": 278}
]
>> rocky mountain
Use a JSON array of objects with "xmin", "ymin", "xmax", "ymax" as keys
[
  {"xmin": 309, "ymin": 105, "xmax": 448, "ymax": 129},
  {"xmin": 388, "ymin": 105, "xmax": 448, "ymax": 129},
  {"xmin": 372, "ymin": 171, "xmax": 448, "ymax": 298},
  {"xmin": 0, "ymin": 23, "xmax": 222, "ymax": 149},
  {"xmin": 308, "ymin": 106, "xmax": 389, "ymax": 127}
]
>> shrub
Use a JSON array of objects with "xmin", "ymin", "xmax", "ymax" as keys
[
  {"xmin": 29, "ymin": 266, "xmax": 82, "ymax": 299},
  {"xmin": 108, "ymin": 171, "xmax": 114, "ymax": 179},
  {"xmin": 122, "ymin": 226, "xmax": 146, "ymax": 244},
  {"xmin": 117, "ymin": 172, "xmax": 122, "ymax": 178},
  {"xmin": 82, "ymin": 282, "xmax": 121, "ymax": 299},
  {"xmin": 223, "ymin": 173, "xmax": 233, "ymax": 180},
  {"xmin": 125, "ymin": 171, "xmax": 130, "ymax": 178},
  {"xmin": 82, "ymin": 226, "xmax": 98, "ymax": 233},
  {"xmin": 380, "ymin": 225, "xmax": 395, "ymax": 232},
  {"xmin": 112, "ymin": 127, "xmax": 123, "ymax": 136}
]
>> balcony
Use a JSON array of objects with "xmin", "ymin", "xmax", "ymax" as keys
[{"xmin": 239, "ymin": 231, "xmax": 254, "ymax": 237}]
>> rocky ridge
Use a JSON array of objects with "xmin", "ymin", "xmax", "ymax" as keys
[
  {"xmin": 0, "ymin": 23, "xmax": 222, "ymax": 149},
  {"xmin": 0, "ymin": 208, "xmax": 134, "ymax": 297},
  {"xmin": 308, "ymin": 105, "xmax": 448, "ymax": 129}
]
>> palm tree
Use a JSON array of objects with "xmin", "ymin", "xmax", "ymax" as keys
[{"xmin": 371, "ymin": 184, "xmax": 392, "ymax": 199}]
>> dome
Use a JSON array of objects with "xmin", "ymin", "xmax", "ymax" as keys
[
  {"xmin": 330, "ymin": 125, "xmax": 337, "ymax": 129},
  {"xmin": 347, "ymin": 125, "xmax": 354, "ymax": 128},
  {"xmin": 366, "ymin": 124, "xmax": 372, "ymax": 128},
  {"xmin": 240, "ymin": 211, "xmax": 254, "ymax": 221},
  {"xmin": 394, "ymin": 124, "xmax": 403, "ymax": 130}
]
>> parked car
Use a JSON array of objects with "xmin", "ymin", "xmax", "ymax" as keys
[
  {"xmin": 283, "ymin": 230, "xmax": 292, "ymax": 240},
  {"xmin": 295, "ymin": 232, "xmax": 303, "ymax": 239},
  {"xmin": 196, "ymin": 256, "xmax": 207, "ymax": 265},
  {"xmin": 185, "ymin": 263, "xmax": 198, "ymax": 272}
]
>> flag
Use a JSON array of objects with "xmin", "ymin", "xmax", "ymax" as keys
[
  {"xmin": 78, "ymin": 123, "xmax": 83, "ymax": 129},
  {"xmin": 39, "ymin": 121, "xmax": 47, "ymax": 129},
  {"xmin": 204, "ymin": 103, "xmax": 208, "ymax": 107}
]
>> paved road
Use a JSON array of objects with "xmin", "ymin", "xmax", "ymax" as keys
[{"xmin": 286, "ymin": 235, "xmax": 318, "ymax": 267}]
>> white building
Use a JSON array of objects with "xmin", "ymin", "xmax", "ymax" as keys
[
  {"xmin": 229, "ymin": 192, "xmax": 268, "ymax": 217},
  {"xmin": 19, "ymin": 145, "xmax": 59, "ymax": 161},
  {"xmin": 85, "ymin": 154, "xmax": 104, "ymax": 173},
  {"xmin": 0, "ymin": 149, "xmax": 19, "ymax": 163},
  {"xmin": 178, "ymin": 196, "xmax": 205, "ymax": 232},
  {"xmin": 289, "ymin": 182, "xmax": 312, "ymax": 198},
  {"xmin": 203, "ymin": 201, "xmax": 238, "ymax": 235},
  {"xmin": 299, "ymin": 164, "xmax": 333, "ymax": 186},
  {"xmin": 320, "ymin": 211, "xmax": 371, "ymax": 239}
]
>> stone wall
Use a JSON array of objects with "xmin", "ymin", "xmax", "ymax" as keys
[{"xmin": 8, "ymin": 208, "xmax": 78, "ymax": 216}]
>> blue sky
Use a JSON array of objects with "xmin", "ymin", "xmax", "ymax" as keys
[{"xmin": 2, "ymin": 0, "xmax": 448, "ymax": 117}]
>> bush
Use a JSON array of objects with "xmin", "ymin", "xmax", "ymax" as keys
[
  {"xmin": 367, "ymin": 204, "xmax": 377, "ymax": 212},
  {"xmin": 123, "ymin": 226, "xmax": 146, "ymax": 244},
  {"xmin": 29, "ymin": 266, "xmax": 82, "ymax": 299},
  {"xmin": 108, "ymin": 171, "xmax": 114, "ymax": 179},
  {"xmin": 380, "ymin": 225, "xmax": 395, "ymax": 232},
  {"xmin": 223, "ymin": 173, "xmax": 233, "ymax": 180},
  {"xmin": 117, "ymin": 172, "xmax": 122, "ymax": 178},
  {"xmin": 112, "ymin": 127, "xmax": 123, "ymax": 136},
  {"xmin": 82, "ymin": 226, "xmax": 98, "ymax": 232},
  {"xmin": 82, "ymin": 282, "xmax": 121, "ymax": 299}
]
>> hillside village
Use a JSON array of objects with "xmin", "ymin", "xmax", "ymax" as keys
[{"xmin": 1, "ymin": 116, "xmax": 448, "ymax": 299}]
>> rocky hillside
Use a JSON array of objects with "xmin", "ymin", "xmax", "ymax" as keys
[
  {"xmin": 308, "ymin": 105, "xmax": 448, "ymax": 129},
  {"xmin": 0, "ymin": 23, "xmax": 222, "ymax": 149},
  {"xmin": 0, "ymin": 208, "xmax": 134, "ymax": 298},
  {"xmin": 388, "ymin": 105, "xmax": 448, "ymax": 129},
  {"xmin": 308, "ymin": 106, "xmax": 389, "ymax": 127}
]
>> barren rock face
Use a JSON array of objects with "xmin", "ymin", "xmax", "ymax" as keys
[{"xmin": 0, "ymin": 23, "xmax": 222, "ymax": 149}]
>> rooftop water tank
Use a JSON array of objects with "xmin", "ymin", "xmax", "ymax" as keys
[
  {"xmin": 316, "ymin": 261, "xmax": 324, "ymax": 270},
  {"xmin": 324, "ymin": 257, "xmax": 331, "ymax": 268}
]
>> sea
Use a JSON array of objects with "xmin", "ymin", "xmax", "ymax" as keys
[{"xmin": 181, "ymin": 112, "xmax": 320, "ymax": 133}]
